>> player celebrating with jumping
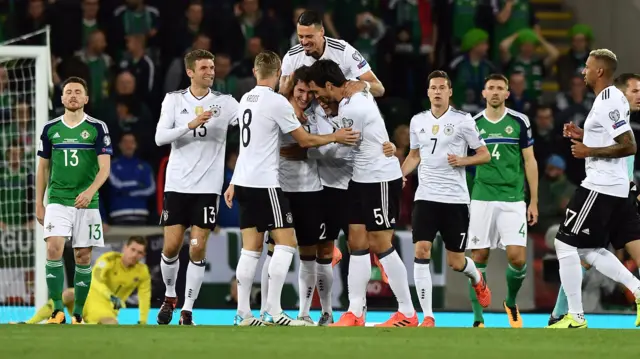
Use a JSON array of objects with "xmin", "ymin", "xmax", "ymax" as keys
[
  {"xmin": 36, "ymin": 76, "xmax": 112, "ymax": 324},
  {"xmin": 401, "ymin": 71, "xmax": 492, "ymax": 327},
  {"xmin": 466, "ymin": 74, "xmax": 539, "ymax": 328},
  {"xmin": 155, "ymin": 49, "xmax": 239, "ymax": 325}
]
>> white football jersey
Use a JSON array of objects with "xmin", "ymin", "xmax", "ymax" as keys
[
  {"xmin": 279, "ymin": 106, "xmax": 323, "ymax": 192},
  {"xmin": 155, "ymin": 88, "xmax": 238, "ymax": 195},
  {"xmin": 306, "ymin": 104, "xmax": 354, "ymax": 190},
  {"xmin": 338, "ymin": 92, "xmax": 401, "ymax": 183},
  {"xmin": 231, "ymin": 86, "xmax": 301, "ymax": 188},
  {"xmin": 409, "ymin": 107, "xmax": 486, "ymax": 204},
  {"xmin": 581, "ymin": 86, "xmax": 632, "ymax": 198},
  {"xmin": 281, "ymin": 37, "xmax": 371, "ymax": 79}
]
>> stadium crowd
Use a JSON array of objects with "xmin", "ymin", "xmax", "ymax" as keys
[{"xmin": 0, "ymin": 0, "xmax": 637, "ymax": 241}]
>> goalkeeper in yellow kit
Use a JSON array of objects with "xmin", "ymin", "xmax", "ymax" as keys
[{"xmin": 25, "ymin": 236, "xmax": 151, "ymax": 324}]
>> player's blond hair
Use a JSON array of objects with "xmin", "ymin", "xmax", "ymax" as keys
[
  {"xmin": 589, "ymin": 48, "xmax": 618, "ymax": 74},
  {"xmin": 254, "ymin": 51, "xmax": 281, "ymax": 79}
]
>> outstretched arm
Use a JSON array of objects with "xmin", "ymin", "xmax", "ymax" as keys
[{"xmin": 588, "ymin": 130, "xmax": 637, "ymax": 158}]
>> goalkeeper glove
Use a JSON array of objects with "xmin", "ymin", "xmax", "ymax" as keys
[{"xmin": 110, "ymin": 295, "xmax": 123, "ymax": 310}]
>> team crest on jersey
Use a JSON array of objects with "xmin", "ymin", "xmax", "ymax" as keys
[
  {"xmin": 341, "ymin": 118, "xmax": 354, "ymax": 128},
  {"xmin": 444, "ymin": 124, "xmax": 454, "ymax": 136},
  {"xmin": 195, "ymin": 106, "xmax": 204, "ymax": 116},
  {"xmin": 286, "ymin": 212, "xmax": 293, "ymax": 224},
  {"xmin": 432, "ymin": 125, "xmax": 439, "ymax": 135},
  {"xmin": 162, "ymin": 210, "xmax": 168, "ymax": 221},
  {"xmin": 505, "ymin": 125, "xmax": 514, "ymax": 135},
  {"xmin": 609, "ymin": 109, "xmax": 620, "ymax": 121},
  {"xmin": 210, "ymin": 105, "xmax": 221, "ymax": 117},
  {"xmin": 352, "ymin": 51, "xmax": 363, "ymax": 62},
  {"xmin": 81, "ymin": 130, "xmax": 90, "ymax": 139}
]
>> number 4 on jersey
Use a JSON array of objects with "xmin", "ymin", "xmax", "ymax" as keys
[{"xmin": 491, "ymin": 144, "xmax": 500, "ymax": 160}]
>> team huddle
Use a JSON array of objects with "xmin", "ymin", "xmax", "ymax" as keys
[{"xmin": 31, "ymin": 11, "xmax": 640, "ymax": 328}]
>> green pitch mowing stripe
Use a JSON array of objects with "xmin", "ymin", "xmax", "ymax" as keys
[{"xmin": 0, "ymin": 326, "xmax": 637, "ymax": 358}]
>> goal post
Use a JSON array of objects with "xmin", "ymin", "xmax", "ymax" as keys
[{"xmin": 0, "ymin": 45, "xmax": 50, "ymax": 322}]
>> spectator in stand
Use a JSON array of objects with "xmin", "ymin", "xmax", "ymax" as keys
[
  {"xmin": 75, "ymin": 29, "xmax": 114, "ymax": 112},
  {"xmin": 555, "ymin": 74, "xmax": 595, "ymax": 127},
  {"xmin": 531, "ymin": 155, "xmax": 575, "ymax": 235},
  {"xmin": 505, "ymin": 71, "xmax": 534, "ymax": 116},
  {"xmin": 556, "ymin": 24, "xmax": 593, "ymax": 93},
  {"xmin": 323, "ymin": 0, "xmax": 380, "ymax": 43},
  {"xmin": 431, "ymin": 0, "xmax": 482, "ymax": 66},
  {"xmin": 491, "ymin": 0, "xmax": 539, "ymax": 62},
  {"xmin": 392, "ymin": 124, "xmax": 410, "ymax": 155},
  {"xmin": 111, "ymin": 0, "xmax": 160, "ymax": 53},
  {"xmin": 118, "ymin": 34, "xmax": 155, "ymax": 102},
  {"xmin": 0, "ymin": 102, "xmax": 35, "ymax": 166},
  {"xmin": 0, "ymin": 142, "xmax": 33, "ymax": 230},
  {"xmin": 212, "ymin": 54, "xmax": 239, "ymax": 98},
  {"xmin": 218, "ymin": 149, "xmax": 239, "ymax": 228},
  {"xmin": 164, "ymin": 33, "xmax": 211, "ymax": 93},
  {"xmin": 531, "ymin": 105, "xmax": 564, "ymax": 173},
  {"xmin": 171, "ymin": 0, "xmax": 207, "ymax": 59},
  {"xmin": 500, "ymin": 29, "xmax": 559, "ymax": 104},
  {"xmin": 353, "ymin": 12, "xmax": 386, "ymax": 72},
  {"xmin": 227, "ymin": 0, "xmax": 280, "ymax": 59},
  {"xmin": 108, "ymin": 133, "xmax": 155, "ymax": 225},
  {"xmin": 449, "ymin": 28, "xmax": 496, "ymax": 113},
  {"xmin": 230, "ymin": 36, "xmax": 263, "ymax": 79},
  {"xmin": 17, "ymin": 0, "xmax": 48, "ymax": 46},
  {"xmin": 0, "ymin": 66, "xmax": 12, "ymax": 111}
]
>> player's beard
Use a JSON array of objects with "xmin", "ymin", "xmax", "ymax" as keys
[
  {"xmin": 64, "ymin": 103, "xmax": 84, "ymax": 113},
  {"xmin": 489, "ymin": 99, "xmax": 504, "ymax": 109}
]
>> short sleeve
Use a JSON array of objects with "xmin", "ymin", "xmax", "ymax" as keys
[
  {"xmin": 94, "ymin": 122, "xmax": 114, "ymax": 155},
  {"xmin": 37, "ymin": 126, "xmax": 52, "ymax": 159},
  {"xmin": 597, "ymin": 95, "xmax": 632, "ymax": 138},
  {"xmin": 281, "ymin": 52, "xmax": 295, "ymax": 77},
  {"xmin": 273, "ymin": 99, "xmax": 301, "ymax": 134},
  {"xmin": 517, "ymin": 115, "xmax": 534, "ymax": 148},
  {"xmin": 225, "ymin": 96, "xmax": 239, "ymax": 126},
  {"xmin": 461, "ymin": 114, "xmax": 486, "ymax": 150},
  {"xmin": 344, "ymin": 42, "xmax": 371, "ymax": 79},
  {"xmin": 409, "ymin": 117, "xmax": 420, "ymax": 149},
  {"xmin": 339, "ymin": 102, "xmax": 364, "ymax": 134}
]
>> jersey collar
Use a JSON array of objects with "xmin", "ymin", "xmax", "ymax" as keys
[
  {"xmin": 188, "ymin": 87, "xmax": 210, "ymax": 101},
  {"xmin": 255, "ymin": 85, "xmax": 274, "ymax": 92},
  {"xmin": 61, "ymin": 114, "xmax": 87, "ymax": 129},
  {"xmin": 481, "ymin": 108, "xmax": 509, "ymax": 124},
  {"xmin": 430, "ymin": 106, "xmax": 451, "ymax": 119}
]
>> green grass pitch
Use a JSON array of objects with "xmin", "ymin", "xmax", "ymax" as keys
[{"xmin": 1, "ymin": 325, "xmax": 638, "ymax": 358}]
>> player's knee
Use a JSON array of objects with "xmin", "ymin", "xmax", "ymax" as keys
[
  {"xmin": 471, "ymin": 249, "xmax": 489, "ymax": 264},
  {"xmin": 298, "ymin": 245, "xmax": 316, "ymax": 258},
  {"xmin": 62, "ymin": 289, "xmax": 74, "ymax": 304},
  {"xmin": 316, "ymin": 241, "xmax": 334, "ymax": 259},
  {"xmin": 348, "ymin": 225, "xmax": 368, "ymax": 250},
  {"xmin": 188, "ymin": 238, "xmax": 207, "ymax": 261},
  {"xmin": 447, "ymin": 252, "xmax": 466, "ymax": 271},
  {"xmin": 73, "ymin": 248, "xmax": 92, "ymax": 265},
  {"xmin": 45, "ymin": 237, "xmax": 65, "ymax": 260},
  {"xmin": 414, "ymin": 241, "xmax": 432, "ymax": 259}
]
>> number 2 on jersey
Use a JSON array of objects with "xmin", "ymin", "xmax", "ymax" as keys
[{"xmin": 241, "ymin": 109, "xmax": 252, "ymax": 147}]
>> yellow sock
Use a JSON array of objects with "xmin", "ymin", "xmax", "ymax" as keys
[{"xmin": 25, "ymin": 300, "xmax": 54, "ymax": 324}]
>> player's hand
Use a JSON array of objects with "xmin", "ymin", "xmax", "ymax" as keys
[
  {"xmin": 343, "ymin": 80, "xmax": 367, "ymax": 97},
  {"xmin": 527, "ymin": 202, "xmax": 539, "ymax": 225},
  {"xmin": 224, "ymin": 184, "xmax": 235, "ymax": 209},
  {"xmin": 570, "ymin": 139, "xmax": 591, "ymax": 159},
  {"xmin": 402, "ymin": 176, "xmax": 407, "ymax": 189},
  {"xmin": 334, "ymin": 128, "xmax": 360, "ymax": 145},
  {"xmin": 110, "ymin": 295, "xmax": 123, "ymax": 310},
  {"xmin": 563, "ymin": 122, "xmax": 584, "ymax": 140},
  {"xmin": 447, "ymin": 154, "xmax": 467, "ymax": 167},
  {"xmin": 74, "ymin": 189, "xmax": 94, "ymax": 208},
  {"xmin": 294, "ymin": 105, "xmax": 308, "ymax": 123},
  {"xmin": 382, "ymin": 141, "xmax": 396, "ymax": 157},
  {"xmin": 280, "ymin": 144, "xmax": 307, "ymax": 160},
  {"xmin": 36, "ymin": 203, "xmax": 45, "ymax": 225},
  {"xmin": 188, "ymin": 111, "xmax": 212, "ymax": 129}
]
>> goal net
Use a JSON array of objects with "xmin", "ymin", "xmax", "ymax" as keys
[{"xmin": 0, "ymin": 33, "xmax": 51, "ymax": 323}]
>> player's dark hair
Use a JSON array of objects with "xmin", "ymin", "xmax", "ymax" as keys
[
  {"xmin": 427, "ymin": 70, "xmax": 451, "ymax": 88},
  {"xmin": 126, "ymin": 236, "xmax": 147, "ymax": 248},
  {"xmin": 292, "ymin": 66, "xmax": 311, "ymax": 86},
  {"xmin": 307, "ymin": 60, "xmax": 347, "ymax": 88},
  {"xmin": 184, "ymin": 49, "xmax": 215, "ymax": 71},
  {"xmin": 297, "ymin": 10, "xmax": 323, "ymax": 27},
  {"xmin": 254, "ymin": 51, "xmax": 281, "ymax": 79},
  {"xmin": 614, "ymin": 73, "xmax": 640, "ymax": 90},
  {"xmin": 61, "ymin": 76, "xmax": 89, "ymax": 95},
  {"xmin": 484, "ymin": 73, "xmax": 509, "ymax": 87}
]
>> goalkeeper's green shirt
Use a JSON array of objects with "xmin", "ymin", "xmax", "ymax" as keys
[
  {"xmin": 472, "ymin": 108, "xmax": 533, "ymax": 202},
  {"xmin": 36, "ymin": 115, "xmax": 112, "ymax": 208}
]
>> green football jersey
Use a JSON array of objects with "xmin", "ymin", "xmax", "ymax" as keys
[
  {"xmin": 37, "ymin": 115, "xmax": 113, "ymax": 208},
  {"xmin": 472, "ymin": 108, "xmax": 533, "ymax": 202}
]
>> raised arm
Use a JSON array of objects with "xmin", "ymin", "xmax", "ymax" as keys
[
  {"xmin": 587, "ymin": 130, "xmax": 637, "ymax": 158},
  {"xmin": 155, "ymin": 95, "xmax": 212, "ymax": 146}
]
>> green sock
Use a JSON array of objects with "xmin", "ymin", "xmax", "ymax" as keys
[
  {"xmin": 73, "ymin": 264, "xmax": 92, "ymax": 316},
  {"xmin": 45, "ymin": 259, "xmax": 65, "ymax": 311},
  {"xmin": 505, "ymin": 263, "xmax": 527, "ymax": 307},
  {"xmin": 469, "ymin": 262, "xmax": 487, "ymax": 323}
]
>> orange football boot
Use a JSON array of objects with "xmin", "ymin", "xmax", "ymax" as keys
[
  {"xmin": 420, "ymin": 316, "xmax": 435, "ymax": 327},
  {"xmin": 47, "ymin": 310, "xmax": 66, "ymax": 324},
  {"xmin": 503, "ymin": 301, "xmax": 522, "ymax": 328},
  {"xmin": 375, "ymin": 311, "xmax": 418, "ymax": 327},
  {"xmin": 329, "ymin": 312, "xmax": 365, "ymax": 327},
  {"xmin": 472, "ymin": 270, "xmax": 491, "ymax": 308}
]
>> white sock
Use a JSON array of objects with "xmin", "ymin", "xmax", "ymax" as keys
[
  {"xmin": 584, "ymin": 248, "xmax": 640, "ymax": 298},
  {"xmin": 460, "ymin": 257, "xmax": 481, "ymax": 285},
  {"xmin": 266, "ymin": 245, "xmax": 296, "ymax": 315},
  {"xmin": 316, "ymin": 260, "xmax": 333, "ymax": 314},
  {"xmin": 236, "ymin": 249, "xmax": 261, "ymax": 319},
  {"xmin": 347, "ymin": 251, "xmax": 371, "ymax": 317},
  {"xmin": 414, "ymin": 259, "xmax": 433, "ymax": 319},
  {"xmin": 160, "ymin": 253, "xmax": 179, "ymax": 298},
  {"xmin": 378, "ymin": 249, "xmax": 415, "ymax": 317},
  {"xmin": 298, "ymin": 258, "xmax": 317, "ymax": 318},
  {"xmin": 260, "ymin": 253, "xmax": 272, "ymax": 316},
  {"xmin": 182, "ymin": 259, "xmax": 205, "ymax": 312},
  {"xmin": 554, "ymin": 239, "xmax": 585, "ymax": 323}
]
